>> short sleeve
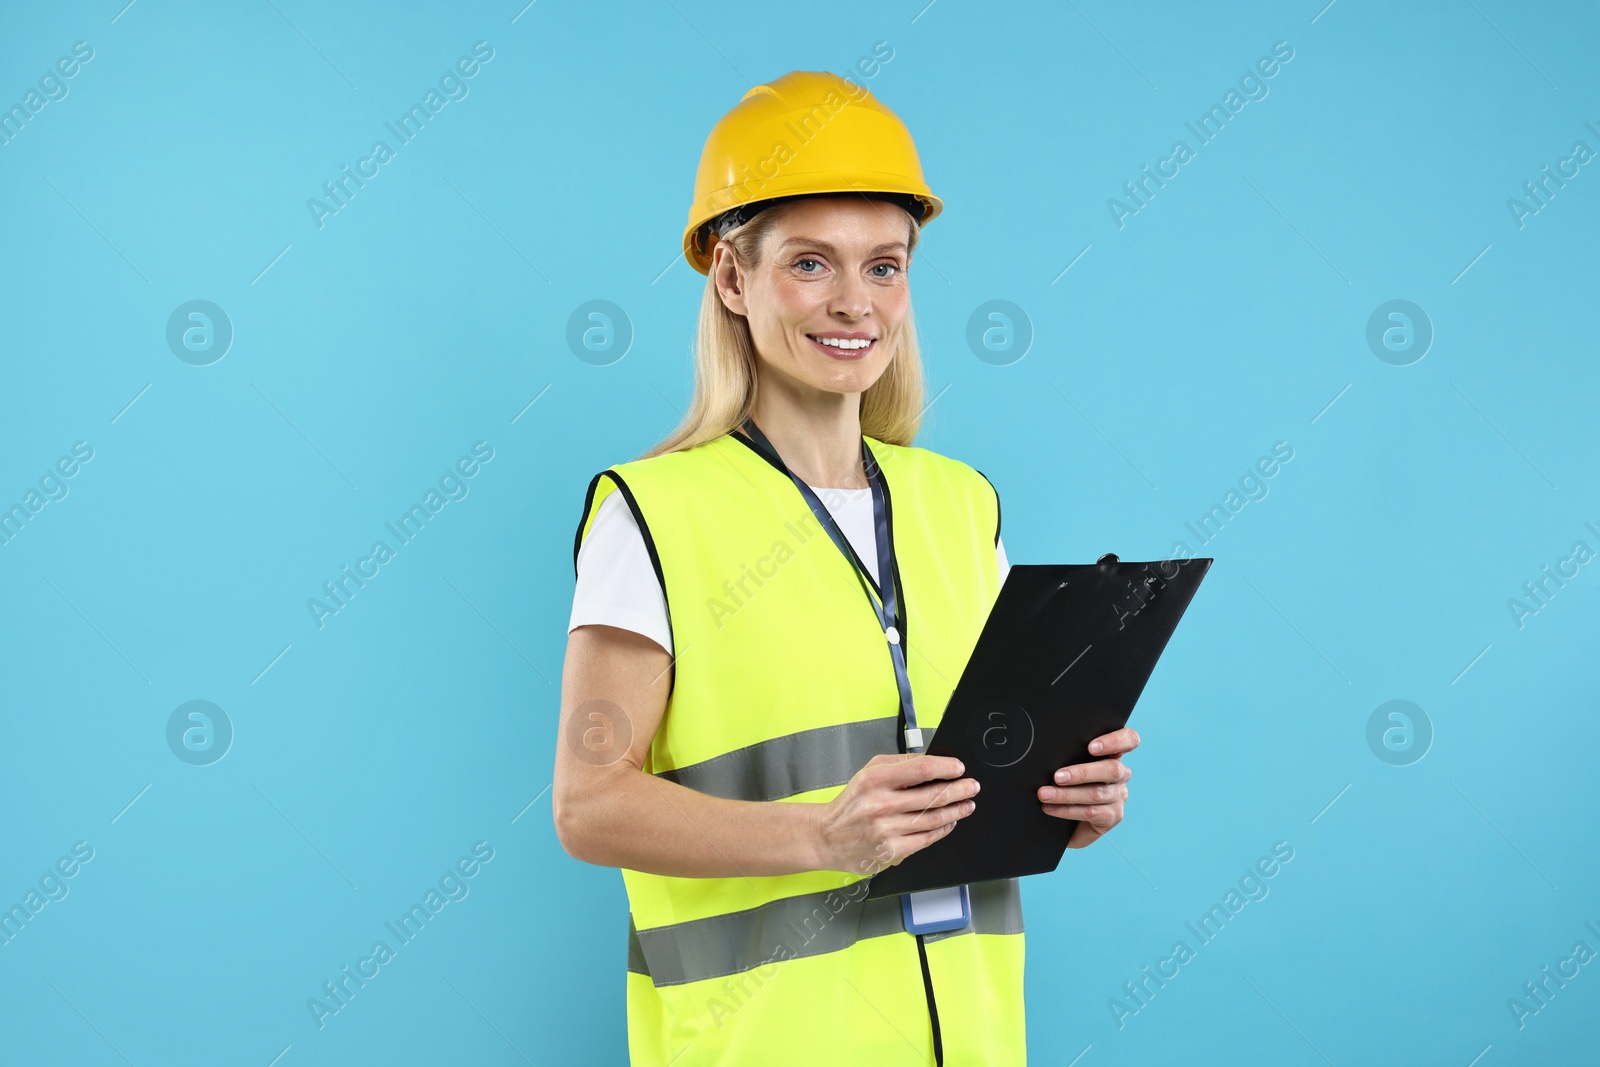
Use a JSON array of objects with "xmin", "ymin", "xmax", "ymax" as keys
[{"xmin": 569, "ymin": 490, "xmax": 674, "ymax": 656}]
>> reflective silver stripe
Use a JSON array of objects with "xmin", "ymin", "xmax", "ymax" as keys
[
  {"xmin": 655, "ymin": 716, "xmax": 898, "ymax": 801},
  {"xmin": 628, "ymin": 913, "xmax": 649, "ymax": 974},
  {"xmin": 925, "ymin": 878, "xmax": 1025, "ymax": 943},
  {"xmin": 626, "ymin": 878, "xmax": 1024, "ymax": 987}
]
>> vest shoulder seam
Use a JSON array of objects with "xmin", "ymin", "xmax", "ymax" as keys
[
  {"xmin": 972, "ymin": 467, "xmax": 1002, "ymax": 548},
  {"xmin": 573, "ymin": 467, "xmax": 676, "ymax": 700},
  {"xmin": 572, "ymin": 469, "xmax": 613, "ymax": 579}
]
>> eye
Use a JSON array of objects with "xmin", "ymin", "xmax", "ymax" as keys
[
  {"xmin": 870, "ymin": 262, "xmax": 901, "ymax": 279},
  {"xmin": 794, "ymin": 257, "xmax": 823, "ymax": 273}
]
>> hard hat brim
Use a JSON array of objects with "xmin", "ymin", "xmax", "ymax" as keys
[{"xmin": 683, "ymin": 186, "xmax": 943, "ymax": 275}]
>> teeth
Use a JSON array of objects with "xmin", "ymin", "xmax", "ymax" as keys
[{"xmin": 813, "ymin": 336, "xmax": 872, "ymax": 349}]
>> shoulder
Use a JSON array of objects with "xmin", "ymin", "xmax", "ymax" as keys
[
  {"xmin": 606, "ymin": 436, "xmax": 726, "ymax": 487},
  {"xmin": 868, "ymin": 438, "xmax": 998, "ymax": 499},
  {"xmin": 573, "ymin": 438, "xmax": 731, "ymax": 570},
  {"xmin": 580, "ymin": 437, "xmax": 724, "ymax": 505},
  {"xmin": 869, "ymin": 438, "xmax": 1002, "ymax": 544}
]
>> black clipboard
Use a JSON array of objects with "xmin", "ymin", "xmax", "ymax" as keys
[{"xmin": 865, "ymin": 553, "xmax": 1213, "ymax": 899}]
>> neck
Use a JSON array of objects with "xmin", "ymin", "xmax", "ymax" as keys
[{"xmin": 741, "ymin": 382, "xmax": 866, "ymax": 490}]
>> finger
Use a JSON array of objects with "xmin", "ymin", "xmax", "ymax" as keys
[
  {"xmin": 892, "ymin": 816, "xmax": 962, "ymax": 861},
  {"xmin": 873, "ymin": 754, "xmax": 967, "ymax": 790},
  {"xmin": 894, "ymin": 775, "xmax": 980, "ymax": 815},
  {"xmin": 1088, "ymin": 726, "xmax": 1140, "ymax": 756},
  {"xmin": 1037, "ymin": 780, "xmax": 1128, "ymax": 806},
  {"xmin": 890, "ymin": 796, "xmax": 976, "ymax": 836},
  {"xmin": 863, "ymin": 751, "xmax": 919, "ymax": 770},
  {"xmin": 1067, "ymin": 820, "xmax": 1108, "ymax": 849},
  {"xmin": 1052, "ymin": 758, "xmax": 1131, "ymax": 787},
  {"xmin": 1041, "ymin": 801, "xmax": 1122, "ymax": 823},
  {"xmin": 858, "ymin": 752, "xmax": 936, "ymax": 790}
]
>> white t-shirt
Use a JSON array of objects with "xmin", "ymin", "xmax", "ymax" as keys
[{"xmin": 570, "ymin": 485, "xmax": 1010, "ymax": 656}]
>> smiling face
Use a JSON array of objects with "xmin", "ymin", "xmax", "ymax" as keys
[{"xmin": 711, "ymin": 196, "xmax": 914, "ymax": 402}]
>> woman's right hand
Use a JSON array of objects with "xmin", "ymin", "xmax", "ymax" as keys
[{"xmin": 812, "ymin": 753, "xmax": 980, "ymax": 876}]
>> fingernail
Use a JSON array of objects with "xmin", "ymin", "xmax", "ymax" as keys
[
  {"xmin": 1090, "ymin": 740, "xmax": 1103, "ymax": 754},
  {"xmin": 1055, "ymin": 770, "xmax": 1069, "ymax": 784}
]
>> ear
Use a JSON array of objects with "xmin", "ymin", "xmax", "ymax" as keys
[{"xmin": 710, "ymin": 242, "xmax": 749, "ymax": 318}]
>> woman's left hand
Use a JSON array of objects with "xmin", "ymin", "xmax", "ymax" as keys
[{"xmin": 1037, "ymin": 726, "xmax": 1139, "ymax": 849}]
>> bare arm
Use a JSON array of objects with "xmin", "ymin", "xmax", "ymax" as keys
[{"xmin": 553, "ymin": 623, "xmax": 979, "ymax": 880}]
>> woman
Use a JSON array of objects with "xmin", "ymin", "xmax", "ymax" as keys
[{"xmin": 557, "ymin": 71, "xmax": 1138, "ymax": 1066}]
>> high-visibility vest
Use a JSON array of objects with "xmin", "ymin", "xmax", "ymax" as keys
[{"xmin": 573, "ymin": 430, "xmax": 1026, "ymax": 1066}]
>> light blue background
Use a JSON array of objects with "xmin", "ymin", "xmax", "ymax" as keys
[{"xmin": 1, "ymin": 1, "xmax": 1596, "ymax": 1064}]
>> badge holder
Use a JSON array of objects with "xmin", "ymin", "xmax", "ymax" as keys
[{"xmin": 901, "ymin": 884, "xmax": 972, "ymax": 935}]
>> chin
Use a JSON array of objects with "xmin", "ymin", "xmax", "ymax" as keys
[{"xmin": 819, "ymin": 364, "xmax": 889, "ymax": 394}]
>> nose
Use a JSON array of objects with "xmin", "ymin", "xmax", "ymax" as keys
[{"xmin": 829, "ymin": 269, "xmax": 873, "ymax": 322}]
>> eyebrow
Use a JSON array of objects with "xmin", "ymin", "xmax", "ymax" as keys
[{"xmin": 774, "ymin": 237, "xmax": 907, "ymax": 257}]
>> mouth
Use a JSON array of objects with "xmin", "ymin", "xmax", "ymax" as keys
[{"xmin": 806, "ymin": 333, "xmax": 877, "ymax": 360}]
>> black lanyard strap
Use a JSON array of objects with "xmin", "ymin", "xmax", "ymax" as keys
[{"xmin": 738, "ymin": 417, "xmax": 924, "ymax": 752}]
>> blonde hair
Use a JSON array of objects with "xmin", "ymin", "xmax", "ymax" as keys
[{"xmin": 640, "ymin": 198, "xmax": 927, "ymax": 459}]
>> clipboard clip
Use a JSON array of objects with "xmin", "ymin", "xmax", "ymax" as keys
[{"xmin": 1097, "ymin": 553, "xmax": 1119, "ymax": 566}]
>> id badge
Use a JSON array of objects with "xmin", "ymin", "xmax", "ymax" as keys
[{"xmin": 901, "ymin": 885, "xmax": 971, "ymax": 935}]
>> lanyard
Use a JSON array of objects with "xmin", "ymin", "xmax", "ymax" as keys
[{"xmin": 738, "ymin": 417, "xmax": 925, "ymax": 753}]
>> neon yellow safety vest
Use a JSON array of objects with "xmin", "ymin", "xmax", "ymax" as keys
[{"xmin": 573, "ymin": 430, "xmax": 1026, "ymax": 1066}]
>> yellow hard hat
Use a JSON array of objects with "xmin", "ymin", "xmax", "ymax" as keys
[{"xmin": 682, "ymin": 70, "xmax": 943, "ymax": 275}]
